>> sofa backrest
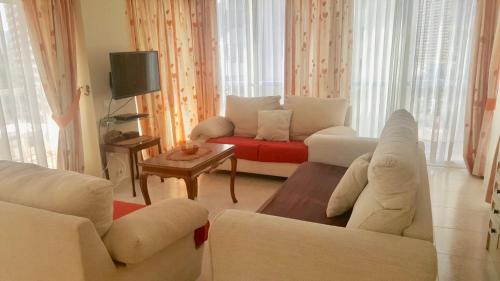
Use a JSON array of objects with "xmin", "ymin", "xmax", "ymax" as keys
[
  {"xmin": 0, "ymin": 161, "xmax": 113, "ymax": 236},
  {"xmin": 284, "ymin": 96, "xmax": 348, "ymax": 140},
  {"xmin": 346, "ymin": 110, "xmax": 421, "ymax": 236},
  {"xmin": 402, "ymin": 143, "xmax": 433, "ymax": 241}
]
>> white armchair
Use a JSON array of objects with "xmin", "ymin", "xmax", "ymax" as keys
[{"xmin": 0, "ymin": 161, "xmax": 208, "ymax": 281}]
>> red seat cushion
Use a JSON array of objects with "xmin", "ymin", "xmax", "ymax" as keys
[
  {"xmin": 259, "ymin": 141, "xmax": 308, "ymax": 163},
  {"xmin": 113, "ymin": 200, "xmax": 145, "ymax": 220},
  {"xmin": 207, "ymin": 136, "xmax": 262, "ymax": 161},
  {"xmin": 207, "ymin": 136, "xmax": 307, "ymax": 164}
]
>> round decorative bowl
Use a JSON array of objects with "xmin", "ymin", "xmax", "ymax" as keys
[{"xmin": 181, "ymin": 144, "xmax": 199, "ymax": 155}]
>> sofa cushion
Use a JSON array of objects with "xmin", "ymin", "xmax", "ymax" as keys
[
  {"xmin": 347, "ymin": 109, "xmax": 419, "ymax": 235},
  {"xmin": 225, "ymin": 95, "xmax": 281, "ymax": 137},
  {"xmin": 326, "ymin": 153, "xmax": 372, "ymax": 217},
  {"xmin": 103, "ymin": 199, "xmax": 208, "ymax": 264},
  {"xmin": 190, "ymin": 116, "xmax": 234, "ymax": 140},
  {"xmin": 207, "ymin": 137, "xmax": 308, "ymax": 164},
  {"xmin": 256, "ymin": 110, "xmax": 292, "ymax": 142},
  {"xmin": 0, "ymin": 161, "xmax": 113, "ymax": 236},
  {"xmin": 258, "ymin": 141, "xmax": 307, "ymax": 163},
  {"xmin": 284, "ymin": 96, "xmax": 348, "ymax": 140},
  {"xmin": 208, "ymin": 136, "xmax": 261, "ymax": 161}
]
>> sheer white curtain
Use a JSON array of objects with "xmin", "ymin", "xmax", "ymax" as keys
[
  {"xmin": 0, "ymin": 1, "xmax": 57, "ymax": 167},
  {"xmin": 216, "ymin": 0, "xmax": 285, "ymax": 111},
  {"xmin": 351, "ymin": 0, "xmax": 476, "ymax": 164}
]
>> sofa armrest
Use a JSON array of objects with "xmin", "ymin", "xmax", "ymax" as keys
[
  {"xmin": 209, "ymin": 210, "xmax": 437, "ymax": 281},
  {"xmin": 103, "ymin": 199, "xmax": 208, "ymax": 264},
  {"xmin": 344, "ymin": 105, "xmax": 352, "ymax": 127},
  {"xmin": 308, "ymin": 135, "xmax": 378, "ymax": 167},
  {"xmin": 0, "ymin": 201, "xmax": 115, "ymax": 281},
  {"xmin": 190, "ymin": 116, "xmax": 234, "ymax": 141},
  {"xmin": 304, "ymin": 126, "xmax": 357, "ymax": 146}
]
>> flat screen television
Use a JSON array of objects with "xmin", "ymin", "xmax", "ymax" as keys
[{"xmin": 109, "ymin": 51, "xmax": 160, "ymax": 99}]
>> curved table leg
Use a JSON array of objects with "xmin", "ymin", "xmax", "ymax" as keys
[
  {"xmin": 230, "ymin": 155, "xmax": 238, "ymax": 203},
  {"xmin": 140, "ymin": 174, "xmax": 151, "ymax": 205},
  {"xmin": 129, "ymin": 151, "xmax": 136, "ymax": 197},
  {"xmin": 157, "ymin": 142, "xmax": 164, "ymax": 183},
  {"xmin": 134, "ymin": 151, "xmax": 140, "ymax": 180},
  {"xmin": 183, "ymin": 177, "xmax": 197, "ymax": 200}
]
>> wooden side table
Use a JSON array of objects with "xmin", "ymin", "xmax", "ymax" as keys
[{"xmin": 101, "ymin": 136, "xmax": 162, "ymax": 197}]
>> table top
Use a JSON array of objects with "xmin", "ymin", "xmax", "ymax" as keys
[
  {"xmin": 111, "ymin": 136, "xmax": 160, "ymax": 148},
  {"xmin": 139, "ymin": 143, "xmax": 234, "ymax": 171}
]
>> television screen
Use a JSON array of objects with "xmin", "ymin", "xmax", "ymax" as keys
[{"xmin": 109, "ymin": 51, "xmax": 160, "ymax": 99}]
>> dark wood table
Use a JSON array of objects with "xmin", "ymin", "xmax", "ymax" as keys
[
  {"xmin": 101, "ymin": 136, "xmax": 162, "ymax": 197},
  {"xmin": 138, "ymin": 143, "xmax": 237, "ymax": 205}
]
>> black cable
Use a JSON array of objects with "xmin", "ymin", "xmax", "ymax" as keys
[{"xmin": 110, "ymin": 97, "xmax": 134, "ymax": 116}]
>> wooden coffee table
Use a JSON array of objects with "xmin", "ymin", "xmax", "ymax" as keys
[{"xmin": 138, "ymin": 143, "xmax": 237, "ymax": 205}]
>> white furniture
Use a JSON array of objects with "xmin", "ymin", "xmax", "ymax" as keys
[
  {"xmin": 0, "ymin": 161, "xmax": 207, "ymax": 281},
  {"xmin": 190, "ymin": 96, "xmax": 356, "ymax": 177},
  {"xmin": 487, "ymin": 155, "xmax": 500, "ymax": 276},
  {"xmin": 208, "ymin": 111, "xmax": 437, "ymax": 280}
]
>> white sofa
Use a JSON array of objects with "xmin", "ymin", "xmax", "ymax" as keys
[
  {"xmin": 208, "ymin": 110, "xmax": 437, "ymax": 280},
  {"xmin": 190, "ymin": 96, "xmax": 356, "ymax": 177},
  {"xmin": 0, "ymin": 161, "xmax": 208, "ymax": 281}
]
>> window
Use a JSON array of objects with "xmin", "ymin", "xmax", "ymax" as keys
[
  {"xmin": 351, "ymin": 0, "xmax": 476, "ymax": 164},
  {"xmin": 0, "ymin": 1, "xmax": 57, "ymax": 167},
  {"xmin": 216, "ymin": 0, "xmax": 285, "ymax": 111}
]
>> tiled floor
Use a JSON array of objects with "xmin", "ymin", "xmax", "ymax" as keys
[
  {"xmin": 428, "ymin": 166, "xmax": 497, "ymax": 281},
  {"xmin": 113, "ymin": 165, "xmax": 498, "ymax": 281}
]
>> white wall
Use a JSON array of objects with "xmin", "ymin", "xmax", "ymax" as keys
[
  {"xmin": 79, "ymin": 0, "xmax": 138, "ymax": 182},
  {"xmin": 75, "ymin": 0, "xmax": 101, "ymax": 177},
  {"xmin": 79, "ymin": 0, "xmax": 137, "ymax": 122}
]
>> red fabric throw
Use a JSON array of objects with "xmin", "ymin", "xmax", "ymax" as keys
[
  {"xmin": 194, "ymin": 221, "xmax": 210, "ymax": 248},
  {"xmin": 113, "ymin": 200, "xmax": 145, "ymax": 220},
  {"xmin": 207, "ymin": 136, "xmax": 307, "ymax": 163},
  {"xmin": 113, "ymin": 200, "xmax": 210, "ymax": 248}
]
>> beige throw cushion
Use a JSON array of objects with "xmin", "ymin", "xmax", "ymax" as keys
[
  {"xmin": 103, "ymin": 199, "xmax": 208, "ymax": 264},
  {"xmin": 284, "ymin": 96, "xmax": 348, "ymax": 140},
  {"xmin": 255, "ymin": 110, "xmax": 292, "ymax": 141},
  {"xmin": 225, "ymin": 95, "xmax": 281, "ymax": 137},
  {"xmin": 190, "ymin": 116, "xmax": 234, "ymax": 141},
  {"xmin": 346, "ymin": 109, "xmax": 419, "ymax": 235},
  {"xmin": 326, "ymin": 153, "xmax": 372, "ymax": 217},
  {"xmin": 0, "ymin": 161, "xmax": 113, "ymax": 236}
]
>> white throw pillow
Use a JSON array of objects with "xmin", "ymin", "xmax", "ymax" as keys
[
  {"xmin": 326, "ymin": 153, "xmax": 372, "ymax": 217},
  {"xmin": 225, "ymin": 95, "xmax": 281, "ymax": 137},
  {"xmin": 284, "ymin": 96, "xmax": 348, "ymax": 140},
  {"xmin": 255, "ymin": 110, "xmax": 292, "ymax": 142},
  {"xmin": 346, "ymin": 109, "xmax": 419, "ymax": 235},
  {"xmin": 190, "ymin": 116, "xmax": 234, "ymax": 141}
]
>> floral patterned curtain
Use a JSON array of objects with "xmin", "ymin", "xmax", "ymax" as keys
[
  {"xmin": 464, "ymin": 0, "xmax": 499, "ymax": 176},
  {"xmin": 284, "ymin": 0, "xmax": 353, "ymax": 99},
  {"xmin": 22, "ymin": 0, "xmax": 83, "ymax": 172},
  {"xmin": 126, "ymin": 0, "xmax": 219, "ymax": 151}
]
